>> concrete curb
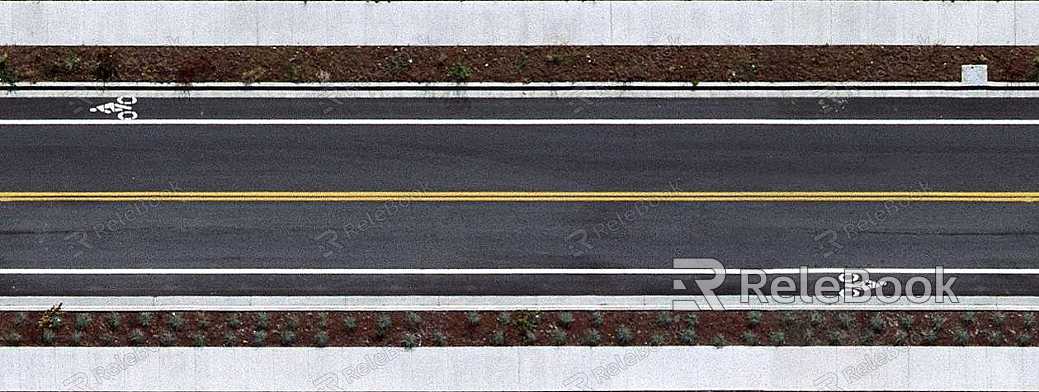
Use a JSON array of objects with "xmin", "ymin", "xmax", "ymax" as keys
[
  {"xmin": 2, "ymin": 1, "xmax": 1038, "ymax": 46},
  {"xmin": 1, "ymin": 346, "xmax": 1037, "ymax": 391},
  {"xmin": 4, "ymin": 296, "xmax": 1039, "ymax": 311}
]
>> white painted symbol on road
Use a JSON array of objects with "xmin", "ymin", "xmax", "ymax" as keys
[
  {"xmin": 89, "ymin": 96, "xmax": 138, "ymax": 120},
  {"xmin": 838, "ymin": 272, "xmax": 888, "ymax": 297}
]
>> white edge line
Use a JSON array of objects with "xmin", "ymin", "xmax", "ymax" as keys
[
  {"xmin": 0, "ymin": 268, "xmax": 1034, "ymax": 274},
  {"xmin": 9, "ymin": 90, "xmax": 1039, "ymax": 99},
  {"xmin": 4, "ymin": 119, "xmax": 1039, "ymax": 125},
  {"xmin": 1, "ymin": 296, "xmax": 1036, "ymax": 311}
]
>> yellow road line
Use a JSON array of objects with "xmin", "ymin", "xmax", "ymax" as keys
[{"xmin": 0, "ymin": 192, "xmax": 1036, "ymax": 202}]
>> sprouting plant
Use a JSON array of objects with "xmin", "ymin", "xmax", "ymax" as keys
[
  {"xmin": 615, "ymin": 326, "xmax": 634, "ymax": 345},
  {"xmin": 557, "ymin": 312, "xmax": 574, "ymax": 329},
  {"xmin": 582, "ymin": 329, "xmax": 602, "ymax": 346},
  {"xmin": 746, "ymin": 311, "xmax": 762, "ymax": 328},
  {"xmin": 465, "ymin": 312, "xmax": 482, "ymax": 327},
  {"xmin": 313, "ymin": 331, "xmax": 329, "ymax": 347},
  {"xmin": 490, "ymin": 330, "xmax": 506, "ymax": 346},
  {"xmin": 590, "ymin": 312, "xmax": 605, "ymax": 327},
  {"xmin": 401, "ymin": 333, "xmax": 419, "ymax": 349}
]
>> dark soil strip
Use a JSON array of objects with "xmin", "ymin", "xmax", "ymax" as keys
[
  {"xmin": 2, "ymin": 46, "xmax": 1039, "ymax": 83},
  {"xmin": 6, "ymin": 310, "xmax": 1037, "ymax": 347}
]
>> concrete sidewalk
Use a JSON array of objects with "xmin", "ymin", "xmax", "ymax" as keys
[
  {"xmin": 1, "ymin": 346, "xmax": 1036, "ymax": 391},
  {"xmin": 1, "ymin": 1, "xmax": 1037, "ymax": 46}
]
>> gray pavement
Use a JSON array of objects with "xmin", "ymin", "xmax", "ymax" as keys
[{"xmin": 1, "ymin": 96, "xmax": 1037, "ymax": 297}]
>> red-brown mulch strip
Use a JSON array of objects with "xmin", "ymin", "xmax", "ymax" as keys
[
  {"xmin": 1, "ymin": 46, "xmax": 1038, "ymax": 83},
  {"xmin": 3, "ymin": 310, "xmax": 1037, "ymax": 347}
]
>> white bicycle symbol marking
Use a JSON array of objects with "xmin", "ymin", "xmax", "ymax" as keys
[
  {"xmin": 89, "ymin": 96, "xmax": 139, "ymax": 120},
  {"xmin": 838, "ymin": 272, "xmax": 888, "ymax": 298}
]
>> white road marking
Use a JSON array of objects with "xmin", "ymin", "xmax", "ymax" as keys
[
  {"xmin": 2, "ymin": 119, "xmax": 1039, "ymax": 126},
  {"xmin": 0, "ymin": 268, "xmax": 1034, "ymax": 274},
  {"xmin": 1, "ymin": 295, "xmax": 1038, "ymax": 311}
]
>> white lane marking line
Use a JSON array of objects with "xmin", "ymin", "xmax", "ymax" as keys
[
  {"xmin": 2, "ymin": 296, "xmax": 1038, "ymax": 311},
  {"xmin": 0, "ymin": 268, "xmax": 1034, "ymax": 275},
  {"xmin": 2, "ymin": 119, "xmax": 1039, "ymax": 126}
]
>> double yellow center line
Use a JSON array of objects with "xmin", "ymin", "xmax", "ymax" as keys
[{"xmin": 0, "ymin": 192, "xmax": 1036, "ymax": 202}]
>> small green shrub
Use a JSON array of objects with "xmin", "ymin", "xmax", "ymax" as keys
[
  {"xmin": 280, "ymin": 330, "xmax": 297, "ymax": 346},
  {"xmin": 987, "ymin": 330, "xmax": 1005, "ymax": 346},
  {"xmin": 779, "ymin": 312, "xmax": 798, "ymax": 326},
  {"xmin": 711, "ymin": 334, "xmax": 729, "ymax": 348},
  {"xmin": 405, "ymin": 312, "xmax": 422, "ymax": 329},
  {"xmin": 70, "ymin": 331, "xmax": 84, "ymax": 346},
  {"xmin": 557, "ymin": 312, "xmax": 574, "ymax": 329},
  {"xmin": 283, "ymin": 315, "xmax": 300, "ymax": 331},
  {"xmin": 465, "ymin": 312, "xmax": 482, "ymax": 327},
  {"xmin": 313, "ymin": 331, "xmax": 329, "ymax": 347},
  {"xmin": 137, "ymin": 312, "xmax": 154, "ymax": 327},
  {"xmin": 930, "ymin": 315, "xmax": 947, "ymax": 329},
  {"xmin": 41, "ymin": 329, "xmax": 57, "ymax": 345},
  {"xmin": 837, "ymin": 313, "xmax": 856, "ymax": 330},
  {"xmin": 228, "ymin": 315, "xmax": 243, "ymax": 329},
  {"xmin": 158, "ymin": 331, "xmax": 177, "ymax": 346},
  {"xmin": 828, "ymin": 331, "xmax": 846, "ymax": 345},
  {"xmin": 962, "ymin": 311, "xmax": 976, "ymax": 326},
  {"xmin": 590, "ymin": 312, "xmax": 605, "ymax": 327},
  {"xmin": 316, "ymin": 313, "xmax": 329, "ymax": 330},
  {"xmin": 679, "ymin": 328, "xmax": 697, "ymax": 345},
  {"xmin": 192, "ymin": 333, "xmax": 206, "ymax": 347},
  {"xmin": 582, "ymin": 329, "xmax": 602, "ymax": 346},
  {"xmin": 1016, "ymin": 333, "xmax": 1034, "ymax": 346},
  {"xmin": 768, "ymin": 331, "xmax": 786, "ymax": 346},
  {"xmin": 991, "ymin": 312, "xmax": 1007, "ymax": 327},
  {"xmin": 894, "ymin": 330, "xmax": 910, "ymax": 345},
  {"xmin": 223, "ymin": 332, "xmax": 238, "ymax": 346},
  {"xmin": 447, "ymin": 63, "xmax": 473, "ymax": 82},
  {"xmin": 955, "ymin": 331, "xmax": 971, "ymax": 347},
  {"xmin": 490, "ymin": 330, "xmax": 506, "ymax": 346},
  {"xmin": 375, "ymin": 314, "xmax": 393, "ymax": 338},
  {"xmin": 401, "ymin": 333, "xmax": 419, "ymax": 349},
  {"xmin": 746, "ymin": 311, "xmax": 763, "ymax": 328},
  {"xmin": 496, "ymin": 312, "xmax": 512, "ymax": 327},
  {"xmin": 897, "ymin": 314, "xmax": 915, "ymax": 331},
  {"xmin": 922, "ymin": 329, "xmax": 939, "ymax": 345},
  {"xmin": 650, "ymin": 334, "xmax": 667, "ymax": 346},
  {"xmin": 1024, "ymin": 313, "xmax": 1037, "ymax": 329},
  {"xmin": 196, "ymin": 313, "xmax": 211, "ymax": 329},
  {"xmin": 343, "ymin": 316, "xmax": 358, "ymax": 333},
  {"xmin": 741, "ymin": 331, "xmax": 758, "ymax": 345},
  {"xmin": 550, "ymin": 329, "xmax": 568, "ymax": 345},
  {"xmin": 808, "ymin": 311, "xmax": 824, "ymax": 327},
  {"xmin": 684, "ymin": 314, "xmax": 699, "ymax": 328},
  {"xmin": 252, "ymin": 330, "xmax": 267, "ymax": 346},
  {"xmin": 869, "ymin": 314, "xmax": 886, "ymax": 332},
  {"xmin": 14, "ymin": 312, "xmax": 28, "ymax": 327},
  {"xmin": 655, "ymin": 312, "xmax": 674, "ymax": 326},
  {"xmin": 432, "ymin": 331, "xmax": 449, "ymax": 346},
  {"xmin": 166, "ymin": 313, "xmax": 185, "ymax": 331},
  {"xmin": 615, "ymin": 326, "xmax": 634, "ymax": 345},
  {"xmin": 522, "ymin": 330, "xmax": 537, "ymax": 345},
  {"xmin": 129, "ymin": 329, "xmax": 146, "ymax": 345},
  {"xmin": 74, "ymin": 314, "xmax": 92, "ymax": 331},
  {"xmin": 105, "ymin": 312, "xmax": 123, "ymax": 330},
  {"xmin": 256, "ymin": 313, "xmax": 270, "ymax": 331}
]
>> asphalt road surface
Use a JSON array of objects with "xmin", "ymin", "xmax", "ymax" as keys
[{"xmin": 1, "ymin": 95, "xmax": 1037, "ymax": 296}]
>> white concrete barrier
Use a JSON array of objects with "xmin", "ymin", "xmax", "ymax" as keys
[
  {"xmin": 0, "ymin": 1, "xmax": 1037, "ymax": 46},
  {"xmin": 1, "ymin": 346, "xmax": 1037, "ymax": 391}
]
